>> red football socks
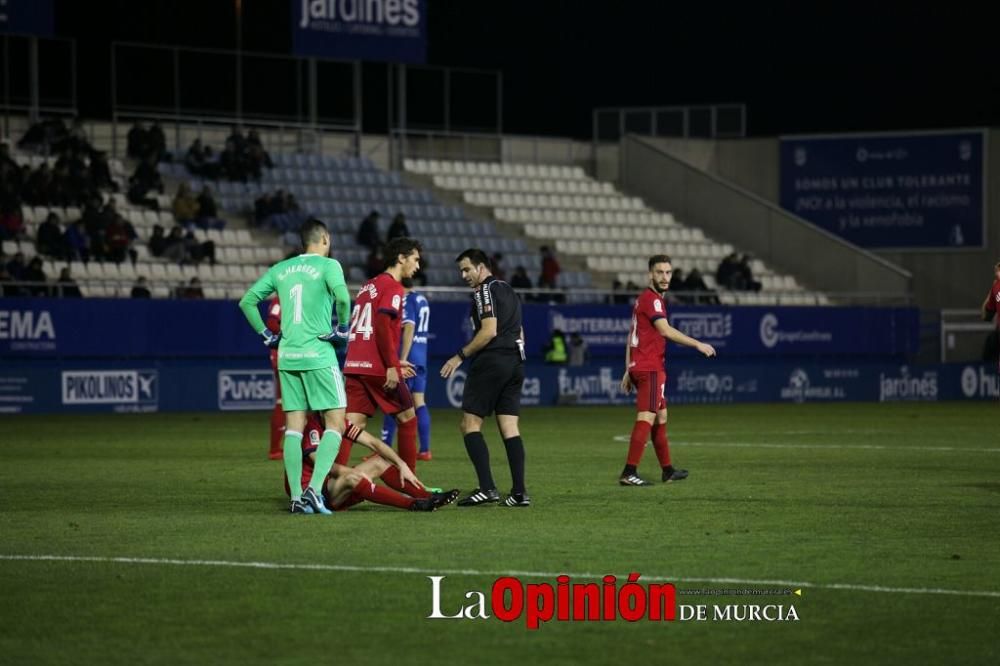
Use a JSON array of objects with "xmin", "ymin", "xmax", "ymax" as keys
[
  {"xmin": 397, "ymin": 417, "xmax": 418, "ymax": 469},
  {"xmin": 651, "ymin": 422, "xmax": 672, "ymax": 467},
  {"xmin": 626, "ymin": 420, "xmax": 652, "ymax": 466},
  {"xmin": 380, "ymin": 465, "xmax": 430, "ymax": 498},
  {"xmin": 350, "ymin": 478, "xmax": 414, "ymax": 509}
]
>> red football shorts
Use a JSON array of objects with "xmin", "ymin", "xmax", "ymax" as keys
[
  {"xmin": 630, "ymin": 370, "xmax": 667, "ymax": 413},
  {"xmin": 345, "ymin": 373, "xmax": 414, "ymax": 417}
]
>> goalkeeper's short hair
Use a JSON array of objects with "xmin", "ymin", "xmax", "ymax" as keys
[{"xmin": 300, "ymin": 218, "xmax": 328, "ymax": 247}]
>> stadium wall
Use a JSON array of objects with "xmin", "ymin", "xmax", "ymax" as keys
[
  {"xmin": 638, "ymin": 132, "xmax": 1000, "ymax": 311},
  {"xmin": 620, "ymin": 135, "xmax": 912, "ymax": 298}
]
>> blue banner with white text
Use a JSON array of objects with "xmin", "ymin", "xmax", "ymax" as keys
[
  {"xmin": 0, "ymin": 299, "xmax": 919, "ymax": 361},
  {"xmin": 291, "ymin": 0, "xmax": 427, "ymax": 63},
  {"xmin": 2, "ymin": 361, "xmax": 996, "ymax": 414},
  {"xmin": 780, "ymin": 131, "xmax": 985, "ymax": 248}
]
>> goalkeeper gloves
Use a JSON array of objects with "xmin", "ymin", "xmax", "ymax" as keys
[
  {"xmin": 261, "ymin": 329, "xmax": 281, "ymax": 349},
  {"xmin": 318, "ymin": 324, "xmax": 351, "ymax": 349}
]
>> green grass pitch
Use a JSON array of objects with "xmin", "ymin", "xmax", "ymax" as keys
[{"xmin": 1, "ymin": 403, "xmax": 998, "ymax": 665}]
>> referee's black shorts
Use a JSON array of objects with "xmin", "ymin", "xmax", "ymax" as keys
[{"xmin": 461, "ymin": 351, "xmax": 524, "ymax": 418}]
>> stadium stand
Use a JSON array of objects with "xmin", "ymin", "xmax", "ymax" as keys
[{"xmin": 405, "ymin": 158, "xmax": 829, "ymax": 306}]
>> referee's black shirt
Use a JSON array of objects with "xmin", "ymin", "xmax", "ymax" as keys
[{"xmin": 471, "ymin": 276, "xmax": 522, "ymax": 356}]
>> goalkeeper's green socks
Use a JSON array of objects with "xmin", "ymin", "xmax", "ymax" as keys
[
  {"xmin": 309, "ymin": 429, "xmax": 342, "ymax": 493},
  {"xmin": 283, "ymin": 430, "xmax": 304, "ymax": 501}
]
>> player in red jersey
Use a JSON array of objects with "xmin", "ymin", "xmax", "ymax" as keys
[
  {"xmin": 981, "ymin": 260, "xmax": 1000, "ymax": 373},
  {"xmin": 265, "ymin": 296, "xmax": 284, "ymax": 460},
  {"xmin": 619, "ymin": 254, "xmax": 717, "ymax": 486},
  {"xmin": 342, "ymin": 237, "xmax": 422, "ymax": 474},
  {"xmin": 284, "ymin": 413, "xmax": 459, "ymax": 512}
]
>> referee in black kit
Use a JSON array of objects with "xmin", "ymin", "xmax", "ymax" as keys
[{"xmin": 440, "ymin": 248, "xmax": 530, "ymax": 507}]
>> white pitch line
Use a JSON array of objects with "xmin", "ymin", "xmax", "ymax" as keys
[
  {"xmin": 611, "ymin": 435, "xmax": 1000, "ymax": 453},
  {"xmin": 1, "ymin": 554, "xmax": 998, "ymax": 600}
]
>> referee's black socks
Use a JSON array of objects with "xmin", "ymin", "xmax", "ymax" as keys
[
  {"xmin": 503, "ymin": 436, "xmax": 526, "ymax": 495},
  {"xmin": 463, "ymin": 432, "xmax": 496, "ymax": 491}
]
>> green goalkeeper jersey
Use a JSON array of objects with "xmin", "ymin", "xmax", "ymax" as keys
[{"xmin": 239, "ymin": 253, "xmax": 351, "ymax": 371}]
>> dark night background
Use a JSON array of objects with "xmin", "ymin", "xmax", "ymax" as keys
[{"xmin": 6, "ymin": 0, "xmax": 999, "ymax": 138}]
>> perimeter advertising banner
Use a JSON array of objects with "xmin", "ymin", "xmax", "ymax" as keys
[
  {"xmin": 291, "ymin": 0, "xmax": 427, "ymax": 63},
  {"xmin": 2, "ymin": 361, "xmax": 996, "ymax": 414},
  {"xmin": 779, "ymin": 131, "xmax": 985, "ymax": 249},
  {"xmin": 0, "ymin": 299, "xmax": 919, "ymax": 361}
]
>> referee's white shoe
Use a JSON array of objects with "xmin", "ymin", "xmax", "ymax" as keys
[{"xmin": 457, "ymin": 488, "xmax": 500, "ymax": 507}]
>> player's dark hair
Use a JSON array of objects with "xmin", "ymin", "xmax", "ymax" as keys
[
  {"xmin": 383, "ymin": 237, "xmax": 422, "ymax": 269},
  {"xmin": 648, "ymin": 254, "xmax": 673, "ymax": 270},
  {"xmin": 456, "ymin": 248, "xmax": 490, "ymax": 267},
  {"xmin": 300, "ymin": 218, "xmax": 328, "ymax": 247}
]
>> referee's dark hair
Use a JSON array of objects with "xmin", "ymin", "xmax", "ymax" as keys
[
  {"xmin": 300, "ymin": 218, "xmax": 328, "ymax": 247},
  {"xmin": 456, "ymin": 248, "xmax": 490, "ymax": 267},
  {"xmin": 648, "ymin": 254, "xmax": 673, "ymax": 270},
  {"xmin": 383, "ymin": 237, "xmax": 423, "ymax": 269}
]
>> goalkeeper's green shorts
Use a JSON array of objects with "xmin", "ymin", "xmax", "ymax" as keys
[{"xmin": 279, "ymin": 366, "xmax": 346, "ymax": 412}]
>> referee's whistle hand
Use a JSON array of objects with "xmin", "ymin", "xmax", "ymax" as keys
[{"xmin": 440, "ymin": 356, "xmax": 462, "ymax": 378}]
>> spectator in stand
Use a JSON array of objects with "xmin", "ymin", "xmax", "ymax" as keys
[
  {"xmin": 148, "ymin": 225, "xmax": 168, "ymax": 259},
  {"xmin": 36, "ymin": 213, "xmax": 64, "ymax": 258},
  {"xmin": 668, "ymin": 268, "xmax": 690, "ymax": 305},
  {"xmin": 253, "ymin": 192, "xmax": 275, "ymax": 227},
  {"xmin": 716, "ymin": 252, "xmax": 741, "ymax": 290},
  {"xmin": 490, "ymin": 252, "xmax": 506, "ymax": 282},
  {"xmin": 510, "ymin": 265, "xmax": 532, "ymax": 292},
  {"xmin": 89, "ymin": 151, "xmax": 116, "ymax": 192},
  {"xmin": 245, "ymin": 129, "xmax": 273, "ymax": 170},
  {"xmin": 538, "ymin": 245, "xmax": 563, "ymax": 303},
  {"xmin": 196, "ymin": 186, "xmax": 225, "ymax": 230},
  {"xmin": 23, "ymin": 256, "xmax": 48, "ymax": 296},
  {"xmin": 23, "ymin": 164, "xmax": 52, "ymax": 206},
  {"xmin": 185, "ymin": 139, "xmax": 207, "ymax": 176},
  {"xmin": 365, "ymin": 245, "xmax": 383, "ymax": 279},
  {"xmin": 105, "ymin": 214, "xmax": 137, "ymax": 265},
  {"xmin": 356, "ymin": 210, "xmax": 381, "ymax": 251},
  {"xmin": 17, "ymin": 117, "xmax": 69, "ymax": 153},
  {"xmin": 738, "ymin": 254, "xmax": 762, "ymax": 292},
  {"xmin": 128, "ymin": 156, "xmax": 163, "ymax": 210},
  {"xmin": 219, "ymin": 138, "xmax": 247, "ymax": 182},
  {"xmin": 6, "ymin": 251, "xmax": 27, "ymax": 281},
  {"xmin": 183, "ymin": 229, "xmax": 216, "ymax": 265},
  {"xmin": 161, "ymin": 226, "xmax": 188, "ymax": 264},
  {"xmin": 56, "ymin": 267, "xmax": 82, "ymax": 298},
  {"xmin": 126, "ymin": 122, "xmax": 149, "ymax": 160},
  {"xmin": 539, "ymin": 245, "xmax": 561, "ymax": 289},
  {"xmin": 387, "ymin": 212, "xmax": 409, "ymax": 241},
  {"xmin": 172, "ymin": 183, "xmax": 200, "ymax": 227},
  {"xmin": 685, "ymin": 268, "xmax": 720, "ymax": 305},
  {"xmin": 147, "ymin": 123, "xmax": 168, "ymax": 162},
  {"xmin": 131, "ymin": 276, "xmax": 152, "ymax": 299},
  {"xmin": 180, "ymin": 276, "xmax": 205, "ymax": 299},
  {"xmin": 63, "ymin": 219, "xmax": 90, "ymax": 263},
  {"xmin": 0, "ymin": 201, "xmax": 26, "ymax": 241}
]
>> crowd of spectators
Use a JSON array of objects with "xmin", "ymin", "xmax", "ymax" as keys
[{"xmin": 182, "ymin": 128, "xmax": 273, "ymax": 182}]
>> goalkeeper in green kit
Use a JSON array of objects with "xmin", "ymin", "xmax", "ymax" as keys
[{"xmin": 239, "ymin": 219, "xmax": 352, "ymax": 515}]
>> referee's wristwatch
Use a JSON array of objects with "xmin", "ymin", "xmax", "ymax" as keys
[{"xmin": 457, "ymin": 349, "xmax": 467, "ymax": 361}]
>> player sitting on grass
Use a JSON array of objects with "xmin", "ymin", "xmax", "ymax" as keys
[{"xmin": 284, "ymin": 413, "xmax": 460, "ymax": 513}]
